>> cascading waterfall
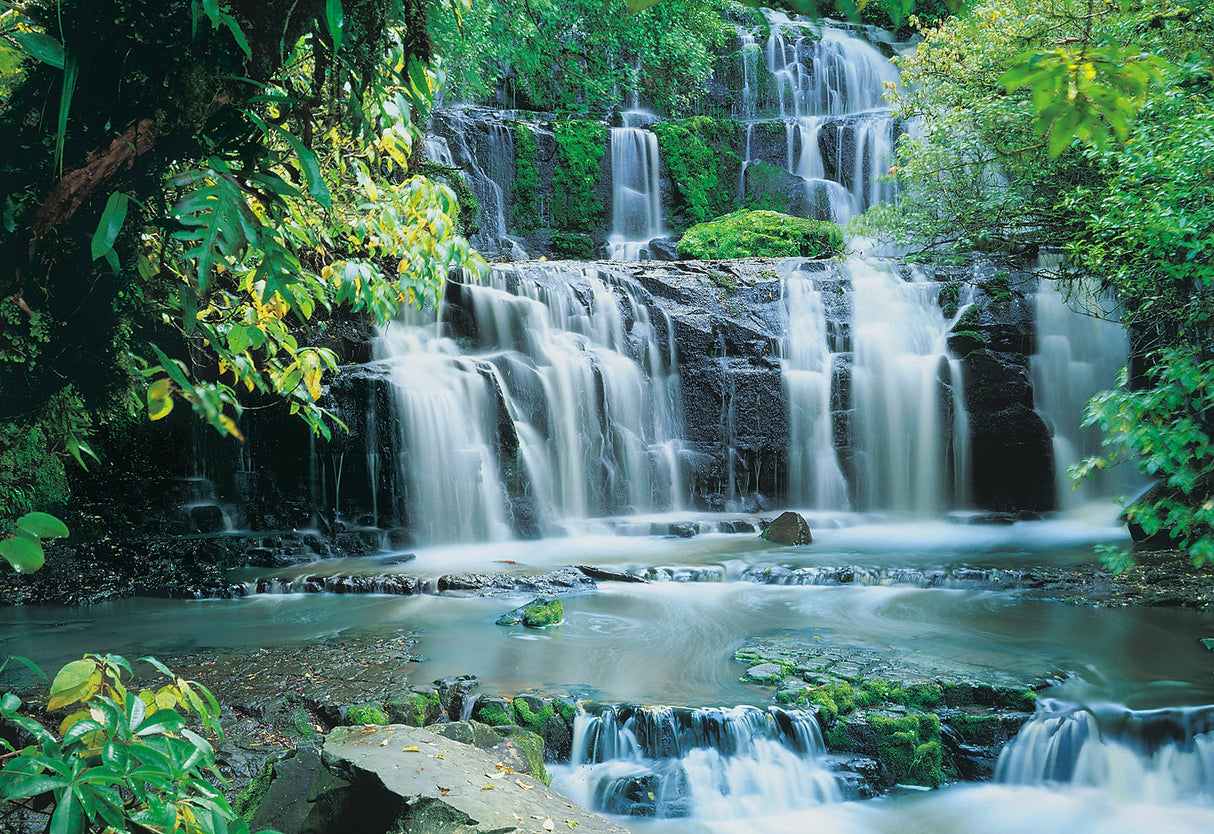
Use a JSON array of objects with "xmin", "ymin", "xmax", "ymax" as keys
[
  {"xmin": 1031, "ymin": 276, "xmax": 1133, "ymax": 507},
  {"xmin": 780, "ymin": 262, "xmax": 850, "ymax": 510},
  {"xmin": 428, "ymin": 109, "xmax": 527, "ymax": 259},
  {"xmin": 607, "ymin": 111, "xmax": 666, "ymax": 261},
  {"xmin": 997, "ymin": 701, "xmax": 1214, "ymax": 803},
  {"xmin": 741, "ymin": 13, "xmax": 900, "ymax": 223},
  {"xmin": 374, "ymin": 262, "xmax": 684, "ymax": 543},
  {"xmin": 557, "ymin": 705, "xmax": 843, "ymax": 820},
  {"xmin": 846, "ymin": 259, "xmax": 970, "ymax": 514}
]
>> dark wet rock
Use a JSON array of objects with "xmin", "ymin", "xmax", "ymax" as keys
[
  {"xmin": 666, "ymin": 521, "xmax": 701, "ymax": 538},
  {"xmin": 304, "ymin": 724, "xmax": 629, "ymax": 834},
  {"xmin": 575, "ymin": 564, "xmax": 648, "ymax": 583},
  {"xmin": 239, "ymin": 746, "xmax": 325, "ymax": 834},
  {"xmin": 761, "ymin": 511, "xmax": 814, "ymax": 545},
  {"xmin": 435, "ymin": 675, "xmax": 480, "ymax": 718},
  {"xmin": 189, "ymin": 504, "xmax": 228, "ymax": 533},
  {"xmin": 437, "ymin": 568, "xmax": 595, "ymax": 596}
]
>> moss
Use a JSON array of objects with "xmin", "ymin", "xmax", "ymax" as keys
[
  {"xmin": 653, "ymin": 117, "xmax": 743, "ymax": 228},
  {"xmin": 552, "ymin": 699, "xmax": 577, "ymax": 721},
  {"xmin": 548, "ymin": 232, "xmax": 596, "ymax": 260},
  {"xmin": 938, "ymin": 281, "xmax": 961, "ymax": 318},
  {"xmin": 901, "ymin": 683, "xmax": 944, "ymax": 711},
  {"xmin": 510, "ymin": 123, "xmax": 541, "ymax": 234},
  {"xmin": 386, "ymin": 691, "xmax": 441, "ymax": 727},
  {"xmin": 869, "ymin": 713, "xmax": 943, "ymax": 788},
  {"xmin": 473, "ymin": 701, "xmax": 513, "ymax": 727},
  {"xmin": 992, "ymin": 687, "xmax": 1037, "ymax": 711},
  {"xmin": 285, "ymin": 706, "xmax": 318, "ymax": 739},
  {"xmin": 677, "ymin": 210, "xmax": 844, "ymax": 260},
  {"xmin": 521, "ymin": 598, "xmax": 563, "ymax": 628},
  {"xmin": 741, "ymin": 161, "xmax": 794, "ymax": 215},
  {"xmin": 496, "ymin": 726, "xmax": 550, "ymax": 785},
  {"xmin": 232, "ymin": 755, "xmax": 276, "ymax": 821},
  {"xmin": 511, "ymin": 698, "xmax": 556, "ymax": 733},
  {"xmin": 822, "ymin": 718, "xmax": 852, "ymax": 751},
  {"xmin": 948, "ymin": 713, "xmax": 1003, "ymax": 746},
  {"xmin": 710, "ymin": 269, "xmax": 738, "ymax": 294},
  {"xmin": 552, "ymin": 120, "xmax": 606, "ymax": 232},
  {"xmin": 345, "ymin": 703, "xmax": 388, "ymax": 726},
  {"xmin": 985, "ymin": 272, "xmax": 1013, "ymax": 302}
]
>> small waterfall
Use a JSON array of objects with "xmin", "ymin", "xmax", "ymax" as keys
[
  {"xmin": 781, "ymin": 263, "xmax": 849, "ymax": 509},
  {"xmin": 375, "ymin": 262, "xmax": 683, "ymax": 543},
  {"xmin": 559, "ymin": 705, "xmax": 842, "ymax": 819},
  {"xmin": 1031, "ymin": 277, "xmax": 1133, "ymax": 506},
  {"xmin": 607, "ymin": 112, "xmax": 666, "ymax": 261},
  {"xmin": 741, "ymin": 13, "xmax": 900, "ymax": 223},
  {"xmin": 849, "ymin": 259, "xmax": 969, "ymax": 514},
  {"xmin": 997, "ymin": 701, "xmax": 1214, "ymax": 803},
  {"xmin": 429, "ymin": 108, "xmax": 527, "ymax": 259}
]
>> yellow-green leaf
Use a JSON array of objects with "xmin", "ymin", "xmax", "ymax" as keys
[{"xmin": 48, "ymin": 660, "xmax": 101, "ymax": 710}]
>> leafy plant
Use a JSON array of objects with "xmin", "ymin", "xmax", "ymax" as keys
[
  {"xmin": 0, "ymin": 511, "xmax": 68, "ymax": 573},
  {"xmin": 0, "ymin": 653, "xmax": 272, "ymax": 834},
  {"xmin": 1072, "ymin": 350, "xmax": 1214, "ymax": 570}
]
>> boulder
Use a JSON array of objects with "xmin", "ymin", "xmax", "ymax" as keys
[
  {"xmin": 496, "ymin": 597, "xmax": 564, "ymax": 628},
  {"xmin": 301, "ymin": 724, "xmax": 629, "ymax": 834},
  {"xmin": 761, "ymin": 511, "xmax": 814, "ymax": 546}
]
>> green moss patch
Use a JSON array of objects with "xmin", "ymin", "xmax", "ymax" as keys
[
  {"xmin": 511, "ymin": 123, "xmax": 541, "ymax": 234},
  {"xmin": 548, "ymin": 232, "xmax": 596, "ymax": 260},
  {"xmin": 677, "ymin": 210, "xmax": 844, "ymax": 260},
  {"xmin": 552, "ymin": 120, "xmax": 607, "ymax": 232},
  {"xmin": 653, "ymin": 116, "xmax": 743, "ymax": 228},
  {"xmin": 344, "ymin": 703, "xmax": 388, "ymax": 726},
  {"xmin": 386, "ymin": 691, "xmax": 442, "ymax": 727},
  {"xmin": 869, "ymin": 713, "xmax": 943, "ymax": 788}
]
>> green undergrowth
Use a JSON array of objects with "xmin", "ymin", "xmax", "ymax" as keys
[
  {"xmin": 653, "ymin": 116, "xmax": 742, "ymax": 228},
  {"xmin": 511, "ymin": 123, "xmax": 541, "ymax": 234},
  {"xmin": 678, "ymin": 210, "xmax": 844, "ymax": 259},
  {"xmin": 552, "ymin": 120, "xmax": 606, "ymax": 232},
  {"xmin": 741, "ymin": 161, "xmax": 794, "ymax": 214},
  {"xmin": 415, "ymin": 160, "xmax": 480, "ymax": 237}
]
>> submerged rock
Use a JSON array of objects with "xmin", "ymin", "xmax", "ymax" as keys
[
  {"xmin": 761, "ymin": 511, "xmax": 814, "ymax": 546},
  {"xmin": 496, "ymin": 597, "xmax": 564, "ymax": 628}
]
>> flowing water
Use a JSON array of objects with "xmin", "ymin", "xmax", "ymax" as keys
[{"xmin": 608, "ymin": 111, "xmax": 667, "ymax": 261}]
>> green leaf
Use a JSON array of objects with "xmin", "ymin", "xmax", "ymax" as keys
[
  {"xmin": 0, "ymin": 536, "xmax": 45, "ymax": 573},
  {"xmin": 49, "ymin": 659, "xmax": 99, "ymax": 706},
  {"xmin": 273, "ymin": 127, "xmax": 330, "ymax": 208},
  {"xmin": 135, "ymin": 709, "xmax": 186, "ymax": 736},
  {"xmin": 12, "ymin": 30, "xmax": 65, "ymax": 68},
  {"xmin": 48, "ymin": 791, "xmax": 84, "ymax": 834},
  {"xmin": 325, "ymin": 0, "xmax": 345, "ymax": 53},
  {"xmin": 16, "ymin": 512, "xmax": 70, "ymax": 539},
  {"xmin": 90, "ymin": 191, "xmax": 129, "ymax": 264}
]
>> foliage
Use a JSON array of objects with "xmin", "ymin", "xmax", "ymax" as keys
[
  {"xmin": 678, "ymin": 210, "xmax": 844, "ymax": 259},
  {"xmin": 0, "ymin": 653, "xmax": 267, "ymax": 834},
  {"xmin": 551, "ymin": 120, "xmax": 607, "ymax": 232},
  {"xmin": 652, "ymin": 116, "xmax": 742, "ymax": 228},
  {"xmin": 510, "ymin": 122, "xmax": 542, "ymax": 234},
  {"xmin": 741, "ymin": 161, "xmax": 794, "ymax": 215},
  {"xmin": 0, "ymin": 511, "xmax": 68, "ymax": 573},
  {"xmin": 548, "ymin": 232, "xmax": 597, "ymax": 260},
  {"xmin": 0, "ymin": 0, "xmax": 480, "ymax": 527},
  {"xmin": 429, "ymin": 0, "xmax": 735, "ymax": 115},
  {"xmin": 1074, "ymin": 351, "xmax": 1214, "ymax": 570}
]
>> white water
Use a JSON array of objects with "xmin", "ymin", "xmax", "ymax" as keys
[
  {"xmin": 608, "ymin": 111, "xmax": 666, "ymax": 261},
  {"xmin": 375, "ymin": 263, "xmax": 683, "ymax": 542},
  {"xmin": 1031, "ymin": 277, "xmax": 1134, "ymax": 506},
  {"xmin": 739, "ymin": 14, "xmax": 900, "ymax": 222}
]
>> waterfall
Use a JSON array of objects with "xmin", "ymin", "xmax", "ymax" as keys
[
  {"xmin": 780, "ymin": 263, "xmax": 849, "ymax": 510},
  {"xmin": 374, "ymin": 262, "xmax": 683, "ymax": 543},
  {"xmin": 1030, "ymin": 277, "xmax": 1133, "ymax": 506},
  {"xmin": 846, "ymin": 259, "xmax": 969, "ymax": 514},
  {"xmin": 558, "ymin": 705, "xmax": 842, "ymax": 819},
  {"xmin": 607, "ymin": 111, "xmax": 666, "ymax": 261},
  {"xmin": 997, "ymin": 701, "xmax": 1214, "ymax": 803},
  {"xmin": 429, "ymin": 108, "xmax": 527, "ymax": 259},
  {"xmin": 739, "ymin": 13, "xmax": 900, "ymax": 223}
]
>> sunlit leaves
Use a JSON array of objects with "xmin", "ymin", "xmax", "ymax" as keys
[
  {"xmin": 1000, "ymin": 46, "xmax": 1168, "ymax": 156},
  {"xmin": 90, "ymin": 191, "xmax": 129, "ymax": 272},
  {"xmin": 1, "ymin": 654, "xmax": 253, "ymax": 834}
]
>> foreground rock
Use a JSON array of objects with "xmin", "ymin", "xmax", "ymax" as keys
[
  {"xmin": 761, "ymin": 511, "xmax": 813, "ymax": 545},
  {"xmin": 294, "ymin": 724, "xmax": 628, "ymax": 834}
]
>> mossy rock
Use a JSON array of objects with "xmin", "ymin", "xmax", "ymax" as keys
[
  {"xmin": 497, "ymin": 597, "xmax": 563, "ymax": 628},
  {"xmin": 386, "ymin": 690, "xmax": 442, "ymax": 727},
  {"xmin": 232, "ymin": 754, "xmax": 277, "ymax": 821},
  {"xmin": 678, "ymin": 210, "xmax": 844, "ymax": 260},
  {"xmin": 494, "ymin": 725, "xmax": 550, "ymax": 784},
  {"xmin": 344, "ymin": 703, "xmax": 388, "ymax": 726},
  {"xmin": 470, "ymin": 697, "xmax": 514, "ymax": 727},
  {"xmin": 745, "ymin": 662, "xmax": 788, "ymax": 685},
  {"xmin": 867, "ymin": 713, "xmax": 943, "ymax": 788}
]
